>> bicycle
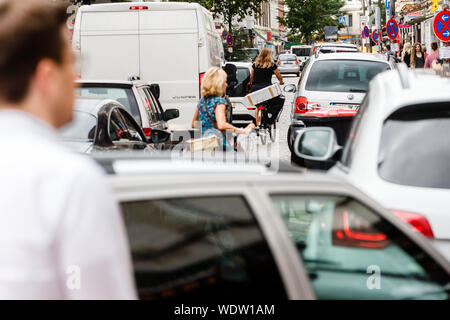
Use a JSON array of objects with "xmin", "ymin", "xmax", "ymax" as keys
[{"xmin": 254, "ymin": 96, "xmax": 284, "ymax": 145}]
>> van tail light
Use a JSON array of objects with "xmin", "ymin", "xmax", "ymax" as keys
[
  {"xmin": 332, "ymin": 209, "xmax": 391, "ymax": 249},
  {"xmin": 199, "ymin": 72, "xmax": 206, "ymax": 96},
  {"xmin": 130, "ymin": 6, "xmax": 148, "ymax": 10},
  {"xmin": 143, "ymin": 128, "xmax": 152, "ymax": 136},
  {"xmin": 294, "ymin": 96, "xmax": 320, "ymax": 114},
  {"xmin": 391, "ymin": 210, "xmax": 434, "ymax": 238}
]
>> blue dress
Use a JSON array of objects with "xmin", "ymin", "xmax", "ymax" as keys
[{"xmin": 197, "ymin": 96, "xmax": 232, "ymax": 151}]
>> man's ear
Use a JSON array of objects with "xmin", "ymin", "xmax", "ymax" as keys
[{"xmin": 32, "ymin": 58, "xmax": 57, "ymax": 98}]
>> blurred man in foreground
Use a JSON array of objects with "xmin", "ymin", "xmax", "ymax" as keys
[{"xmin": 0, "ymin": 0, "xmax": 137, "ymax": 299}]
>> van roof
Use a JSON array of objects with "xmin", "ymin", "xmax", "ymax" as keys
[{"xmin": 79, "ymin": 2, "xmax": 205, "ymax": 12}]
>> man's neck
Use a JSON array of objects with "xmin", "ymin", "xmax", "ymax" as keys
[{"xmin": 0, "ymin": 102, "xmax": 56, "ymax": 128}]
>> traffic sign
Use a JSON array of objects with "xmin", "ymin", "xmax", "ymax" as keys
[
  {"xmin": 386, "ymin": 18, "xmax": 399, "ymax": 40},
  {"xmin": 363, "ymin": 26, "xmax": 370, "ymax": 38},
  {"xmin": 433, "ymin": 10, "xmax": 450, "ymax": 42},
  {"xmin": 226, "ymin": 34, "xmax": 234, "ymax": 46},
  {"xmin": 339, "ymin": 16, "xmax": 346, "ymax": 24},
  {"xmin": 372, "ymin": 29, "xmax": 380, "ymax": 43},
  {"xmin": 222, "ymin": 30, "xmax": 227, "ymax": 40}
]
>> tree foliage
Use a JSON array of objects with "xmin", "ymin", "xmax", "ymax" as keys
[{"xmin": 279, "ymin": 0, "xmax": 345, "ymax": 44}]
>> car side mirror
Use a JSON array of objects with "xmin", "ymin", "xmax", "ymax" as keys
[
  {"xmin": 163, "ymin": 108, "xmax": 179, "ymax": 122},
  {"xmin": 147, "ymin": 129, "xmax": 171, "ymax": 144},
  {"xmin": 294, "ymin": 127, "xmax": 342, "ymax": 162},
  {"xmin": 283, "ymin": 84, "xmax": 297, "ymax": 93},
  {"xmin": 149, "ymin": 83, "xmax": 160, "ymax": 100}
]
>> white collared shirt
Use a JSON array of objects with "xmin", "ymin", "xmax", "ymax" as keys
[{"xmin": 0, "ymin": 110, "xmax": 137, "ymax": 300}]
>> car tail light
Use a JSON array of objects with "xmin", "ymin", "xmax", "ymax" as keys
[
  {"xmin": 130, "ymin": 6, "xmax": 148, "ymax": 10},
  {"xmin": 295, "ymin": 61, "xmax": 299, "ymax": 65},
  {"xmin": 333, "ymin": 209, "xmax": 391, "ymax": 249},
  {"xmin": 391, "ymin": 210, "xmax": 434, "ymax": 238},
  {"xmin": 295, "ymin": 96, "xmax": 321, "ymax": 114},
  {"xmin": 143, "ymin": 128, "xmax": 152, "ymax": 136},
  {"xmin": 277, "ymin": 61, "xmax": 281, "ymax": 65}
]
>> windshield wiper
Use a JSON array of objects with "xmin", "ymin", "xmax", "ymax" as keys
[{"xmin": 348, "ymin": 88, "xmax": 367, "ymax": 93}]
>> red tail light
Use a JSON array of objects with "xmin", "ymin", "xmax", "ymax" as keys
[
  {"xmin": 277, "ymin": 61, "xmax": 281, "ymax": 65},
  {"xmin": 333, "ymin": 209, "xmax": 391, "ymax": 249},
  {"xmin": 143, "ymin": 128, "xmax": 152, "ymax": 136},
  {"xmin": 391, "ymin": 210, "xmax": 434, "ymax": 238},
  {"xmin": 294, "ymin": 96, "xmax": 308, "ymax": 113},
  {"xmin": 130, "ymin": 6, "xmax": 148, "ymax": 10},
  {"xmin": 295, "ymin": 61, "xmax": 299, "ymax": 65}
]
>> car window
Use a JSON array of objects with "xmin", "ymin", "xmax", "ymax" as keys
[
  {"xmin": 59, "ymin": 111, "xmax": 97, "ymax": 141},
  {"xmin": 121, "ymin": 196, "xmax": 288, "ymax": 300},
  {"xmin": 292, "ymin": 47, "xmax": 311, "ymax": 57},
  {"xmin": 118, "ymin": 109, "xmax": 145, "ymax": 143},
  {"xmin": 280, "ymin": 55, "xmax": 297, "ymax": 61},
  {"xmin": 144, "ymin": 88, "xmax": 164, "ymax": 121},
  {"xmin": 271, "ymin": 195, "xmax": 450, "ymax": 300},
  {"xmin": 109, "ymin": 108, "xmax": 142, "ymax": 142},
  {"xmin": 137, "ymin": 88, "xmax": 158, "ymax": 123},
  {"xmin": 305, "ymin": 60, "xmax": 390, "ymax": 92},
  {"xmin": 378, "ymin": 102, "xmax": 450, "ymax": 189},
  {"xmin": 77, "ymin": 86, "xmax": 141, "ymax": 124},
  {"xmin": 236, "ymin": 68, "xmax": 250, "ymax": 84}
]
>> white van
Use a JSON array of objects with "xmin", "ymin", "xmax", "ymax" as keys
[
  {"xmin": 72, "ymin": 2, "xmax": 225, "ymax": 130},
  {"xmin": 290, "ymin": 45, "xmax": 312, "ymax": 68}
]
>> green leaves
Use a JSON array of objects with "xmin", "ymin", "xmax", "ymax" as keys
[{"xmin": 279, "ymin": 0, "xmax": 345, "ymax": 43}]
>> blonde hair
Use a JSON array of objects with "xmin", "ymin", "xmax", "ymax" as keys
[
  {"xmin": 403, "ymin": 42, "xmax": 411, "ymax": 54},
  {"xmin": 201, "ymin": 67, "xmax": 227, "ymax": 97},
  {"xmin": 255, "ymin": 48, "xmax": 274, "ymax": 69},
  {"xmin": 410, "ymin": 42, "xmax": 422, "ymax": 68}
]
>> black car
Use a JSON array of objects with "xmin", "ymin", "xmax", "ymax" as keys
[{"xmin": 60, "ymin": 98, "xmax": 170, "ymax": 154}]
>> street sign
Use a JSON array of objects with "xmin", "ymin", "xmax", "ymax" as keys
[
  {"xmin": 433, "ymin": 10, "xmax": 450, "ymax": 42},
  {"xmin": 226, "ymin": 34, "xmax": 233, "ymax": 47},
  {"xmin": 363, "ymin": 26, "xmax": 370, "ymax": 38},
  {"xmin": 439, "ymin": 46, "xmax": 450, "ymax": 59},
  {"xmin": 385, "ymin": 0, "xmax": 391, "ymax": 22},
  {"xmin": 339, "ymin": 16, "xmax": 346, "ymax": 24},
  {"xmin": 222, "ymin": 30, "xmax": 227, "ymax": 40},
  {"xmin": 386, "ymin": 18, "xmax": 399, "ymax": 40},
  {"xmin": 372, "ymin": 29, "xmax": 380, "ymax": 43}
]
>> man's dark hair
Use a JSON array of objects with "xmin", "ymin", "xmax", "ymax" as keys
[
  {"xmin": 386, "ymin": 44, "xmax": 391, "ymax": 51},
  {"xmin": 0, "ymin": 0, "xmax": 69, "ymax": 103},
  {"xmin": 431, "ymin": 42, "xmax": 438, "ymax": 51}
]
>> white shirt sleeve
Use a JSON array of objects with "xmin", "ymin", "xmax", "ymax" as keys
[{"xmin": 55, "ymin": 162, "xmax": 137, "ymax": 300}]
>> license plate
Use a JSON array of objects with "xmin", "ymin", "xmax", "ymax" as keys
[
  {"xmin": 284, "ymin": 62, "xmax": 293, "ymax": 64},
  {"xmin": 329, "ymin": 104, "xmax": 359, "ymax": 110}
]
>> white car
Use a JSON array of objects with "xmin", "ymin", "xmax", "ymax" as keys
[
  {"xmin": 93, "ymin": 153, "xmax": 450, "ymax": 300},
  {"xmin": 290, "ymin": 45, "xmax": 312, "ymax": 68},
  {"xmin": 312, "ymin": 42, "xmax": 359, "ymax": 55},
  {"xmin": 73, "ymin": 2, "xmax": 224, "ymax": 131},
  {"xmin": 293, "ymin": 66, "xmax": 450, "ymax": 261}
]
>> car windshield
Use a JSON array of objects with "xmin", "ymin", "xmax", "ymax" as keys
[
  {"xmin": 378, "ymin": 102, "xmax": 450, "ymax": 189},
  {"xmin": 59, "ymin": 111, "xmax": 97, "ymax": 141},
  {"xmin": 76, "ymin": 86, "xmax": 140, "ymax": 120},
  {"xmin": 280, "ymin": 55, "xmax": 297, "ymax": 61},
  {"xmin": 292, "ymin": 47, "xmax": 311, "ymax": 56},
  {"xmin": 305, "ymin": 60, "xmax": 390, "ymax": 92}
]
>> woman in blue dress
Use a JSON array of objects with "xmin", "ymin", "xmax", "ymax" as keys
[{"xmin": 191, "ymin": 67, "xmax": 255, "ymax": 151}]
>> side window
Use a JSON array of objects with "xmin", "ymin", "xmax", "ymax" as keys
[
  {"xmin": 271, "ymin": 195, "xmax": 450, "ymax": 300},
  {"xmin": 121, "ymin": 196, "xmax": 288, "ymax": 300},
  {"xmin": 144, "ymin": 88, "xmax": 164, "ymax": 121},
  {"xmin": 341, "ymin": 94, "xmax": 369, "ymax": 167},
  {"xmin": 118, "ymin": 109, "xmax": 145, "ymax": 143},
  {"xmin": 298, "ymin": 59, "xmax": 309, "ymax": 87},
  {"xmin": 137, "ymin": 88, "xmax": 157, "ymax": 123}
]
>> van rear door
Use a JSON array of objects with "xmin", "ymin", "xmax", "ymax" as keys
[
  {"xmin": 139, "ymin": 9, "xmax": 199, "ymax": 108},
  {"xmin": 80, "ymin": 9, "xmax": 140, "ymax": 80}
]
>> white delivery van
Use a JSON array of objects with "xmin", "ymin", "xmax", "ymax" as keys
[
  {"xmin": 290, "ymin": 45, "xmax": 312, "ymax": 68},
  {"xmin": 72, "ymin": 2, "xmax": 225, "ymax": 130}
]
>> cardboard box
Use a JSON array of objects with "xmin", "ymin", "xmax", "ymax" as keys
[
  {"xmin": 187, "ymin": 135, "xmax": 220, "ymax": 151},
  {"xmin": 243, "ymin": 83, "xmax": 282, "ymax": 107}
]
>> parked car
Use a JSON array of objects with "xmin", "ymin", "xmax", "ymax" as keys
[
  {"xmin": 73, "ymin": 2, "xmax": 224, "ymax": 130},
  {"xmin": 285, "ymin": 52, "xmax": 395, "ymax": 161},
  {"xmin": 312, "ymin": 42, "xmax": 358, "ymax": 54},
  {"xmin": 290, "ymin": 45, "xmax": 312, "ymax": 69},
  {"xmin": 292, "ymin": 66, "xmax": 450, "ymax": 261},
  {"xmin": 59, "ymin": 98, "xmax": 170, "ymax": 154},
  {"xmin": 277, "ymin": 54, "xmax": 301, "ymax": 76},
  {"xmin": 92, "ymin": 153, "xmax": 450, "ymax": 300},
  {"xmin": 77, "ymin": 79, "xmax": 179, "ymax": 140}
]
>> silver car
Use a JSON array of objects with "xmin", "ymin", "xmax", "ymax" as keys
[
  {"xmin": 92, "ymin": 153, "xmax": 450, "ymax": 300},
  {"xmin": 285, "ymin": 52, "xmax": 395, "ymax": 160},
  {"xmin": 293, "ymin": 66, "xmax": 450, "ymax": 261},
  {"xmin": 277, "ymin": 54, "xmax": 301, "ymax": 76}
]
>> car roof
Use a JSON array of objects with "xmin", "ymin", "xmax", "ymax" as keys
[
  {"xmin": 77, "ymin": 79, "xmax": 149, "ymax": 88},
  {"xmin": 227, "ymin": 61, "xmax": 252, "ymax": 68},
  {"xmin": 311, "ymin": 52, "xmax": 392, "ymax": 63},
  {"xmin": 372, "ymin": 66, "xmax": 450, "ymax": 118},
  {"xmin": 74, "ymin": 98, "xmax": 120, "ymax": 115},
  {"xmin": 315, "ymin": 42, "xmax": 358, "ymax": 48}
]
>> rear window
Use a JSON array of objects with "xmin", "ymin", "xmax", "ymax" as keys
[
  {"xmin": 77, "ymin": 86, "xmax": 141, "ymax": 124},
  {"xmin": 60, "ymin": 111, "xmax": 97, "ymax": 141},
  {"xmin": 280, "ymin": 55, "xmax": 297, "ymax": 61},
  {"xmin": 292, "ymin": 48, "xmax": 311, "ymax": 56},
  {"xmin": 305, "ymin": 60, "xmax": 390, "ymax": 92},
  {"xmin": 378, "ymin": 103, "xmax": 450, "ymax": 189}
]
